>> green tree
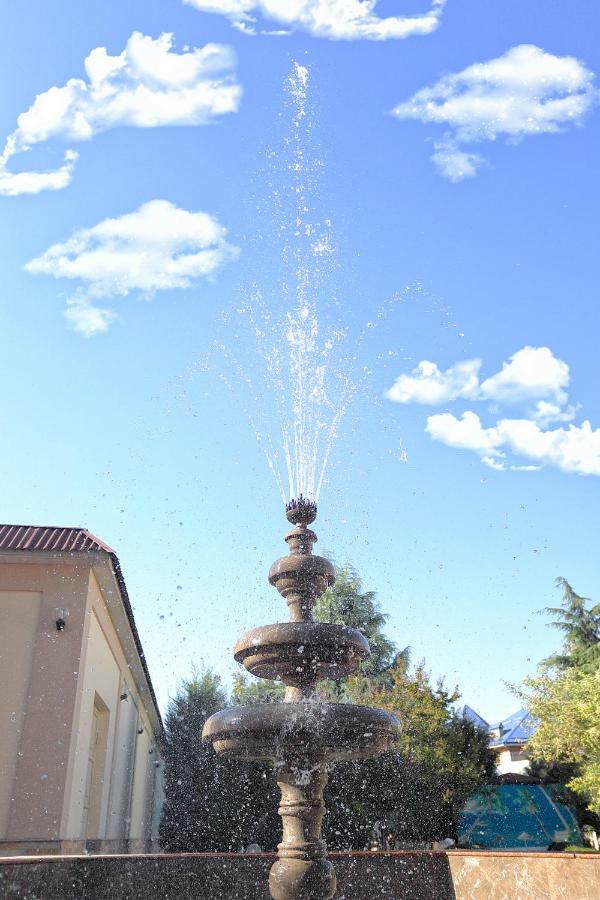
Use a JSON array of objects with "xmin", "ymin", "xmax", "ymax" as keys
[
  {"xmin": 315, "ymin": 563, "xmax": 399, "ymax": 678},
  {"xmin": 159, "ymin": 669, "xmax": 279, "ymax": 852},
  {"xmin": 524, "ymin": 667, "xmax": 600, "ymax": 815},
  {"xmin": 228, "ymin": 563, "xmax": 493, "ymax": 848},
  {"xmin": 324, "ymin": 659, "xmax": 495, "ymax": 848},
  {"xmin": 231, "ymin": 672, "xmax": 285, "ymax": 704},
  {"xmin": 521, "ymin": 578, "xmax": 600, "ymax": 823},
  {"xmin": 541, "ymin": 577, "xmax": 600, "ymax": 673}
]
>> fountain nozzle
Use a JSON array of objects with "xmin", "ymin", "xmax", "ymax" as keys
[{"xmin": 285, "ymin": 494, "xmax": 317, "ymax": 526}]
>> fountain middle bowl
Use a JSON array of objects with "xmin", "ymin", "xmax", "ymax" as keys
[
  {"xmin": 202, "ymin": 701, "xmax": 400, "ymax": 762},
  {"xmin": 234, "ymin": 622, "xmax": 370, "ymax": 682}
]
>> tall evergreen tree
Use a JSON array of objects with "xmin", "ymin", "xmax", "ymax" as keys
[
  {"xmin": 159, "ymin": 669, "xmax": 279, "ymax": 852},
  {"xmin": 522, "ymin": 578, "xmax": 600, "ymax": 824},
  {"xmin": 315, "ymin": 563, "xmax": 400, "ymax": 678},
  {"xmin": 541, "ymin": 577, "xmax": 600, "ymax": 673},
  {"xmin": 232, "ymin": 562, "xmax": 403, "ymax": 702}
]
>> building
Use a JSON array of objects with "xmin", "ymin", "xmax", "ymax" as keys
[
  {"xmin": 0, "ymin": 525, "xmax": 163, "ymax": 856},
  {"xmin": 462, "ymin": 705, "xmax": 537, "ymax": 775}
]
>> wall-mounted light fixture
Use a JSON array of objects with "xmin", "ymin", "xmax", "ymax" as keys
[{"xmin": 55, "ymin": 608, "xmax": 68, "ymax": 632}]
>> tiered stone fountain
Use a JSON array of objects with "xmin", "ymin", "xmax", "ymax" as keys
[{"xmin": 203, "ymin": 497, "xmax": 400, "ymax": 899}]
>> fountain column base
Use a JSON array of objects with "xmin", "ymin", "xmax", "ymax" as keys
[{"xmin": 269, "ymin": 755, "xmax": 335, "ymax": 900}]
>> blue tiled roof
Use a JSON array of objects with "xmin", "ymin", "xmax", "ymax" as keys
[
  {"xmin": 462, "ymin": 706, "xmax": 538, "ymax": 747},
  {"xmin": 461, "ymin": 705, "xmax": 490, "ymax": 730},
  {"xmin": 490, "ymin": 708, "xmax": 538, "ymax": 746}
]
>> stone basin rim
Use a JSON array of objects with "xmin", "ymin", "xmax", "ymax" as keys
[{"xmin": 202, "ymin": 702, "xmax": 400, "ymax": 762}]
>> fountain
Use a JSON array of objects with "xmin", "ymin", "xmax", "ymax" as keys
[{"xmin": 202, "ymin": 495, "xmax": 400, "ymax": 899}]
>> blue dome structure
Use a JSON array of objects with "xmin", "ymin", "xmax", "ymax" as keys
[{"xmin": 458, "ymin": 780, "xmax": 581, "ymax": 851}]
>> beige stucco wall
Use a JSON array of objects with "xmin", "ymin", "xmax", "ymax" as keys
[
  {"xmin": 61, "ymin": 572, "xmax": 163, "ymax": 841},
  {"xmin": 0, "ymin": 552, "xmax": 162, "ymax": 853},
  {"xmin": 61, "ymin": 606, "xmax": 121, "ymax": 839},
  {"xmin": 106, "ymin": 688, "xmax": 139, "ymax": 841},
  {"xmin": 129, "ymin": 726, "xmax": 152, "ymax": 843},
  {"xmin": 62, "ymin": 571, "xmax": 160, "ymax": 844},
  {"xmin": 495, "ymin": 746, "xmax": 530, "ymax": 776},
  {"xmin": 0, "ymin": 591, "xmax": 42, "ymax": 838},
  {"xmin": 0, "ymin": 561, "xmax": 89, "ymax": 842}
]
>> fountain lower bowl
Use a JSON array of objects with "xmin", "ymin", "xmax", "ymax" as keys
[{"xmin": 202, "ymin": 701, "xmax": 399, "ymax": 762}]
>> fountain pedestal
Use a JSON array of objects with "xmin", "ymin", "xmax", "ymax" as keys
[
  {"xmin": 269, "ymin": 755, "xmax": 333, "ymax": 900},
  {"xmin": 203, "ymin": 497, "xmax": 400, "ymax": 899}
]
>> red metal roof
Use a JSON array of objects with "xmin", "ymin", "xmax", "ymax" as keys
[{"xmin": 0, "ymin": 525, "xmax": 115, "ymax": 555}]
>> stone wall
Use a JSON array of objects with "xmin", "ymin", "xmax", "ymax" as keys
[{"xmin": 0, "ymin": 850, "xmax": 598, "ymax": 899}]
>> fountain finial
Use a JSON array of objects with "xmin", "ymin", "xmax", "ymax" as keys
[{"xmin": 285, "ymin": 494, "xmax": 317, "ymax": 525}]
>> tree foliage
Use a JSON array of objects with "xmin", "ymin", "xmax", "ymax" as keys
[
  {"xmin": 324, "ymin": 660, "xmax": 495, "ymax": 847},
  {"xmin": 231, "ymin": 561, "xmax": 404, "ymax": 704},
  {"xmin": 231, "ymin": 672, "xmax": 285, "ymax": 705},
  {"xmin": 522, "ymin": 577, "xmax": 600, "ymax": 820},
  {"xmin": 541, "ymin": 577, "xmax": 600, "ymax": 673},
  {"xmin": 315, "ymin": 563, "xmax": 398, "ymax": 678},
  {"xmin": 524, "ymin": 667, "xmax": 600, "ymax": 815},
  {"xmin": 160, "ymin": 566, "xmax": 494, "ymax": 851},
  {"xmin": 159, "ymin": 669, "xmax": 279, "ymax": 852}
]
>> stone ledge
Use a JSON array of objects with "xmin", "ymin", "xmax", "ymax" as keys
[{"xmin": 0, "ymin": 850, "xmax": 598, "ymax": 899}]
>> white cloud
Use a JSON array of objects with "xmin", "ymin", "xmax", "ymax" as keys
[
  {"xmin": 25, "ymin": 199, "xmax": 239, "ymax": 336},
  {"xmin": 426, "ymin": 412, "xmax": 600, "ymax": 476},
  {"xmin": 481, "ymin": 455, "xmax": 508, "ymax": 472},
  {"xmin": 63, "ymin": 300, "xmax": 117, "ymax": 338},
  {"xmin": 479, "ymin": 346, "xmax": 569, "ymax": 404},
  {"xmin": 184, "ymin": 0, "xmax": 446, "ymax": 41},
  {"xmin": 387, "ymin": 345, "xmax": 598, "ymax": 476},
  {"xmin": 426, "ymin": 410, "xmax": 501, "ymax": 454},
  {"xmin": 386, "ymin": 346, "xmax": 569, "ymax": 408},
  {"xmin": 392, "ymin": 44, "xmax": 597, "ymax": 179},
  {"xmin": 0, "ymin": 150, "xmax": 78, "ymax": 197},
  {"xmin": 385, "ymin": 358, "xmax": 481, "ymax": 404},
  {"xmin": 0, "ymin": 32, "xmax": 241, "ymax": 196},
  {"xmin": 533, "ymin": 400, "xmax": 579, "ymax": 425},
  {"xmin": 430, "ymin": 140, "xmax": 484, "ymax": 182},
  {"xmin": 499, "ymin": 418, "xmax": 600, "ymax": 476}
]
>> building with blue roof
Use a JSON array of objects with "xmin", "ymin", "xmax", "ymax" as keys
[
  {"xmin": 457, "ymin": 706, "xmax": 583, "ymax": 850},
  {"xmin": 461, "ymin": 705, "xmax": 538, "ymax": 775}
]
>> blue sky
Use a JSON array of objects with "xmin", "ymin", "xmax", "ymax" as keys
[{"xmin": 1, "ymin": 0, "xmax": 599, "ymax": 720}]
